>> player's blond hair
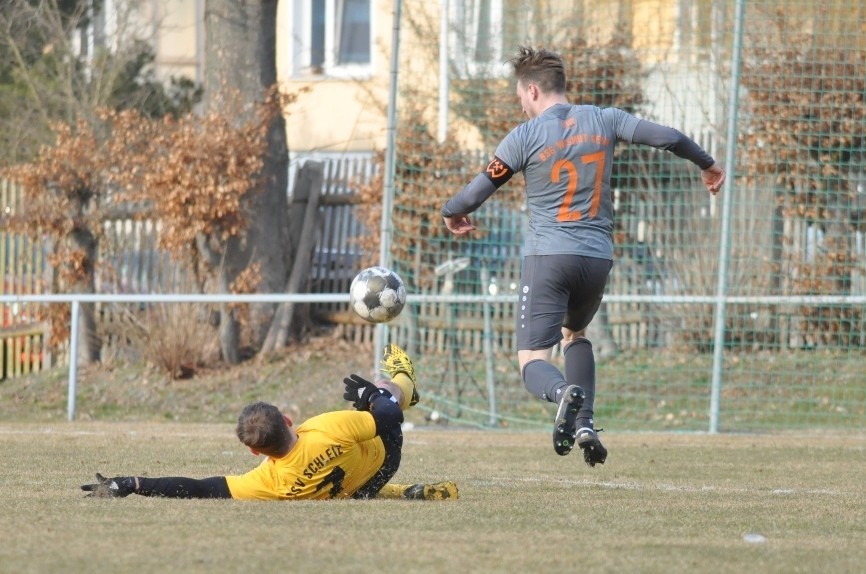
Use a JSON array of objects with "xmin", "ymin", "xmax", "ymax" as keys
[
  {"xmin": 236, "ymin": 401, "xmax": 292, "ymax": 457},
  {"xmin": 509, "ymin": 45, "xmax": 567, "ymax": 95}
]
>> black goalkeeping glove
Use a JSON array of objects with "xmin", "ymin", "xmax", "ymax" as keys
[
  {"xmin": 343, "ymin": 374, "xmax": 394, "ymax": 411},
  {"xmin": 81, "ymin": 473, "xmax": 137, "ymax": 498}
]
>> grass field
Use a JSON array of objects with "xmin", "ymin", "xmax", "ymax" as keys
[
  {"xmin": 1, "ymin": 339, "xmax": 864, "ymax": 572},
  {"xmin": 2, "ymin": 423, "xmax": 864, "ymax": 574}
]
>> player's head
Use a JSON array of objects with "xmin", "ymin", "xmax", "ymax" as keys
[
  {"xmin": 510, "ymin": 46, "xmax": 567, "ymax": 96},
  {"xmin": 236, "ymin": 401, "xmax": 293, "ymax": 458}
]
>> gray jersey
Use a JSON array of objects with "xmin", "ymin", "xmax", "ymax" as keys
[{"xmin": 495, "ymin": 104, "xmax": 641, "ymax": 259}]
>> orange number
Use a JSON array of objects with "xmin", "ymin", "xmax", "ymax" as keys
[{"xmin": 552, "ymin": 151, "xmax": 607, "ymax": 222}]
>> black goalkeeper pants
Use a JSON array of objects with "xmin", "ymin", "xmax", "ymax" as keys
[{"xmin": 352, "ymin": 424, "xmax": 403, "ymax": 500}]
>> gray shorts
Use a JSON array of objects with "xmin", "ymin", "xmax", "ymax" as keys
[{"xmin": 516, "ymin": 254, "xmax": 613, "ymax": 351}]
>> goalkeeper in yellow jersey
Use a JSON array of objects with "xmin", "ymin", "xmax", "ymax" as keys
[{"xmin": 81, "ymin": 344, "xmax": 457, "ymax": 502}]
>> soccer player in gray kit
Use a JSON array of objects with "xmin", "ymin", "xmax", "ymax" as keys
[{"xmin": 442, "ymin": 46, "xmax": 725, "ymax": 465}]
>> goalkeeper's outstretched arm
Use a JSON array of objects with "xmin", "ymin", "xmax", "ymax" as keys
[{"xmin": 82, "ymin": 473, "xmax": 232, "ymax": 498}]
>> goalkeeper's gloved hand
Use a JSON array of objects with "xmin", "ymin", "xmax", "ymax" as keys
[
  {"xmin": 343, "ymin": 374, "xmax": 393, "ymax": 411},
  {"xmin": 81, "ymin": 473, "xmax": 137, "ymax": 498},
  {"xmin": 343, "ymin": 374, "xmax": 378, "ymax": 411}
]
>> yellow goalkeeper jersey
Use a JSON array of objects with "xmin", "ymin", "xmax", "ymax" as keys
[{"xmin": 225, "ymin": 410, "xmax": 386, "ymax": 500}]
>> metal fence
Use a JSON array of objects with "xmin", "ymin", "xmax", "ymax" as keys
[
  {"xmin": 379, "ymin": 0, "xmax": 866, "ymax": 432},
  {"xmin": 3, "ymin": 0, "xmax": 865, "ymax": 433}
]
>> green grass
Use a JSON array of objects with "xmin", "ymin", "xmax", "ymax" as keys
[
  {"xmin": 0, "ymin": 339, "xmax": 363, "ymax": 424},
  {"xmin": 1, "ymin": 339, "xmax": 864, "ymax": 572},
  {"xmin": 411, "ymin": 347, "xmax": 866, "ymax": 432},
  {"xmin": 1, "ymin": 423, "xmax": 863, "ymax": 574},
  {"xmin": 2, "ymin": 341, "xmax": 864, "ymax": 433}
]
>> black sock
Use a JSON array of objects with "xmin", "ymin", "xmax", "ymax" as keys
[
  {"xmin": 564, "ymin": 338, "xmax": 595, "ymax": 428},
  {"xmin": 521, "ymin": 359, "xmax": 568, "ymax": 403}
]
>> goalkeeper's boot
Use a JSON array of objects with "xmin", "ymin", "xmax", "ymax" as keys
[
  {"xmin": 552, "ymin": 385, "xmax": 585, "ymax": 456},
  {"xmin": 379, "ymin": 481, "xmax": 459, "ymax": 501},
  {"xmin": 576, "ymin": 427, "xmax": 607, "ymax": 467},
  {"xmin": 380, "ymin": 343, "xmax": 419, "ymax": 407}
]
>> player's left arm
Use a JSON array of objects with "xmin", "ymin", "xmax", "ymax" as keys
[
  {"xmin": 442, "ymin": 156, "xmax": 515, "ymax": 233},
  {"xmin": 82, "ymin": 473, "xmax": 232, "ymax": 498},
  {"xmin": 630, "ymin": 120, "xmax": 725, "ymax": 195}
]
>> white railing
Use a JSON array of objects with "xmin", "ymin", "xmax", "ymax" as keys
[{"xmin": 3, "ymin": 292, "xmax": 866, "ymax": 424}]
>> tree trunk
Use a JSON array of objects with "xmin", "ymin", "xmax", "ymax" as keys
[
  {"xmin": 204, "ymin": 0, "xmax": 289, "ymax": 362},
  {"xmin": 68, "ymin": 228, "xmax": 101, "ymax": 364}
]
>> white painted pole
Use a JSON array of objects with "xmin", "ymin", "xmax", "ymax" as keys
[
  {"xmin": 374, "ymin": 0, "xmax": 404, "ymax": 376},
  {"xmin": 480, "ymin": 267, "xmax": 497, "ymax": 426},
  {"xmin": 709, "ymin": 0, "xmax": 746, "ymax": 434},
  {"xmin": 67, "ymin": 300, "xmax": 80, "ymax": 421},
  {"xmin": 437, "ymin": 0, "xmax": 449, "ymax": 143}
]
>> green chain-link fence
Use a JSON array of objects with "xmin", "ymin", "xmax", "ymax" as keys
[
  {"xmin": 377, "ymin": 0, "xmax": 866, "ymax": 432},
  {"xmin": 4, "ymin": 1, "xmax": 863, "ymax": 432}
]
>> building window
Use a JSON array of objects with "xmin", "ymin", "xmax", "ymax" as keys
[
  {"xmin": 298, "ymin": 0, "xmax": 372, "ymax": 78},
  {"xmin": 450, "ymin": 0, "xmax": 519, "ymax": 78}
]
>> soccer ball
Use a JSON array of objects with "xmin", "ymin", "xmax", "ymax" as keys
[{"xmin": 349, "ymin": 266, "xmax": 407, "ymax": 323}]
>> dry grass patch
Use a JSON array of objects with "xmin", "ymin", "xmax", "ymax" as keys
[{"xmin": 1, "ymin": 424, "xmax": 863, "ymax": 574}]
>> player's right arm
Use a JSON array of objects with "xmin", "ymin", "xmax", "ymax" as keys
[
  {"xmin": 630, "ymin": 120, "xmax": 715, "ymax": 169},
  {"xmin": 368, "ymin": 389, "xmax": 403, "ymax": 433},
  {"xmin": 342, "ymin": 374, "xmax": 404, "ymax": 435},
  {"xmin": 630, "ymin": 119, "xmax": 725, "ymax": 195}
]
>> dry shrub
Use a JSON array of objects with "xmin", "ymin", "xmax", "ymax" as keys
[
  {"xmin": 102, "ymin": 301, "xmax": 218, "ymax": 380},
  {"xmin": 2, "ymin": 87, "xmax": 298, "ymax": 364},
  {"xmin": 140, "ymin": 303, "xmax": 217, "ymax": 379}
]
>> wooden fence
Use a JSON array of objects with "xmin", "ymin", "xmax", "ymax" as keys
[
  {"xmin": 1, "ymin": 179, "xmax": 47, "ymax": 378},
  {"xmin": 3, "ymin": 151, "xmax": 865, "ymax": 379},
  {"xmin": 300, "ymin": 151, "xmax": 690, "ymax": 353}
]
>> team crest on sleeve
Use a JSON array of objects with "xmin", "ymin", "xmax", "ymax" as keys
[{"xmin": 484, "ymin": 156, "xmax": 513, "ymax": 186}]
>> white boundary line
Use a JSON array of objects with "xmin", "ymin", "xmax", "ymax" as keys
[{"xmin": 485, "ymin": 476, "xmax": 842, "ymax": 497}]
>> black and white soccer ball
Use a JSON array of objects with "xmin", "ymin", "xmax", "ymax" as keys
[{"xmin": 349, "ymin": 266, "xmax": 407, "ymax": 323}]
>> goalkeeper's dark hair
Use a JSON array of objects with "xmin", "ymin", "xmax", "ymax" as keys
[
  {"xmin": 236, "ymin": 401, "xmax": 292, "ymax": 458},
  {"xmin": 509, "ymin": 45, "xmax": 566, "ymax": 95}
]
